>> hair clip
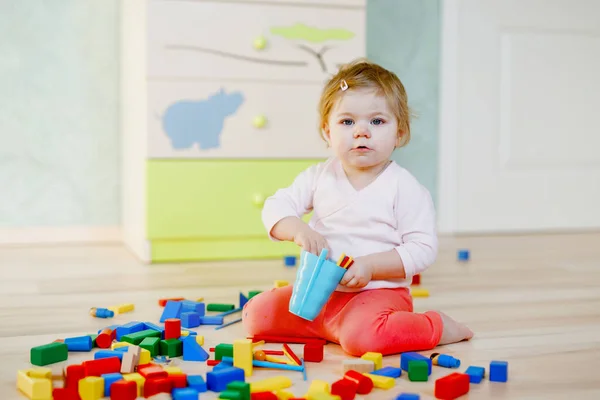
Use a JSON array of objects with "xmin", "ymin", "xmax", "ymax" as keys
[{"xmin": 340, "ymin": 79, "xmax": 348, "ymax": 91}]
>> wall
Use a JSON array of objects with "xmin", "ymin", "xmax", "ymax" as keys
[
  {"xmin": 0, "ymin": 1, "xmax": 120, "ymax": 240},
  {"xmin": 367, "ymin": 0, "xmax": 441, "ymax": 202}
]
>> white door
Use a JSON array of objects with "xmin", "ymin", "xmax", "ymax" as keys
[{"xmin": 439, "ymin": 0, "xmax": 600, "ymax": 233}]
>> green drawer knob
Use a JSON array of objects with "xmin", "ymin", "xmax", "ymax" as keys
[
  {"xmin": 253, "ymin": 36, "xmax": 267, "ymax": 50},
  {"xmin": 252, "ymin": 193, "xmax": 265, "ymax": 207},
  {"xmin": 253, "ymin": 115, "xmax": 267, "ymax": 128}
]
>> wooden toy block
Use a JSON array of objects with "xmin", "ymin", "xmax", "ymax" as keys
[
  {"xmin": 111, "ymin": 341, "xmax": 130, "ymax": 350},
  {"xmin": 306, "ymin": 380, "xmax": 330, "ymax": 397},
  {"xmin": 343, "ymin": 370, "xmax": 373, "ymax": 395},
  {"xmin": 234, "ymin": 338, "xmax": 254, "ymax": 377},
  {"xmin": 120, "ymin": 352, "xmax": 136, "ymax": 374},
  {"xmin": 196, "ymin": 335, "xmax": 205, "ymax": 346},
  {"xmin": 181, "ymin": 300, "xmax": 206, "ymax": 314},
  {"xmin": 490, "ymin": 360, "xmax": 508, "ymax": 382},
  {"xmin": 410, "ymin": 288, "xmax": 429, "ymax": 297},
  {"xmin": 109, "ymin": 380, "xmax": 137, "ymax": 400},
  {"xmin": 360, "ymin": 352, "xmax": 382, "ymax": 370},
  {"xmin": 226, "ymin": 381, "xmax": 250, "ymax": 400},
  {"xmin": 96, "ymin": 328, "xmax": 117, "ymax": 348},
  {"xmin": 160, "ymin": 300, "xmax": 183, "ymax": 322},
  {"xmin": 465, "ymin": 365, "xmax": 485, "ymax": 383},
  {"xmin": 138, "ymin": 347, "xmax": 150, "ymax": 365},
  {"xmin": 187, "ymin": 375, "xmax": 207, "ymax": 392},
  {"xmin": 182, "ymin": 335, "xmax": 209, "ymax": 361},
  {"xmin": 113, "ymin": 322, "xmax": 143, "ymax": 342},
  {"xmin": 89, "ymin": 307, "xmax": 114, "ymax": 318},
  {"xmin": 163, "ymin": 366, "xmax": 183, "ymax": 375},
  {"xmin": 82, "ymin": 357, "xmax": 121, "ymax": 377},
  {"xmin": 408, "ymin": 360, "xmax": 429, "ymax": 382},
  {"xmin": 142, "ymin": 321, "xmax": 165, "ymax": 336},
  {"xmin": 121, "ymin": 373, "xmax": 145, "ymax": 396},
  {"xmin": 144, "ymin": 377, "xmax": 172, "ymax": 397},
  {"xmin": 30, "ymin": 342, "xmax": 68, "ymax": 366},
  {"xmin": 173, "ymin": 387, "xmax": 201, "ymax": 399},
  {"xmin": 115, "ymin": 303, "xmax": 135, "ymax": 314},
  {"xmin": 208, "ymin": 303, "xmax": 236, "ymax": 312},
  {"xmin": 430, "ymin": 352, "xmax": 461, "ymax": 368},
  {"xmin": 400, "ymin": 352, "xmax": 432, "ymax": 374},
  {"xmin": 139, "ymin": 336, "xmax": 160, "ymax": 356},
  {"xmin": 52, "ymin": 387, "xmax": 79, "ymax": 400},
  {"xmin": 101, "ymin": 372, "xmax": 122, "ymax": 397},
  {"xmin": 457, "ymin": 249, "xmax": 469, "ymax": 261},
  {"xmin": 252, "ymin": 392, "xmax": 278, "ymax": 400},
  {"xmin": 371, "ymin": 366, "xmax": 402, "ymax": 378},
  {"xmin": 28, "ymin": 367, "xmax": 52, "ymax": 379},
  {"xmin": 331, "ymin": 378, "xmax": 358, "ymax": 400},
  {"xmin": 94, "ymin": 350, "xmax": 123, "ymax": 361},
  {"xmin": 434, "ymin": 372, "xmax": 470, "ymax": 399},
  {"xmin": 138, "ymin": 364, "xmax": 168, "ymax": 380},
  {"xmin": 78, "ymin": 376, "xmax": 104, "ymax": 400},
  {"xmin": 181, "ymin": 312, "xmax": 201, "ymax": 330},
  {"xmin": 275, "ymin": 390, "xmax": 295, "ymax": 399},
  {"xmin": 303, "ymin": 343, "xmax": 324, "ymax": 363},
  {"xmin": 250, "ymin": 376, "xmax": 292, "ymax": 393},
  {"xmin": 200, "ymin": 315, "xmax": 224, "ymax": 325},
  {"xmin": 395, "ymin": 394, "xmax": 420, "ymax": 400},
  {"xmin": 248, "ymin": 290, "xmax": 262, "ymax": 299},
  {"xmin": 342, "ymin": 359, "xmax": 374, "ymax": 373},
  {"xmin": 306, "ymin": 393, "xmax": 340, "ymax": 400},
  {"xmin": 64, "ymin": 336, "xmax": 93, "ymax": 352},
  {"xmin": 250, "ymin": 335, "xmax": 327, "ymax": 346},
  {"xmin": 65, "ymin": 364, "xmax": 85, "ymax": 390},
  {"xmin": 411, "ymin": 274, "xmax": 421, "ymax": 285},
  {"xmin": 159, "ymin": 297, "xmax": 185, "ymax": 307},
  {"xmin": 121, "ymin": 329, "xmax": 161, "ymax": 345},
  {"xmin": 284, "ymin": 255, "xmax": 297, "ymax": 266},
  {"xmin": 206, "ymin": 366, "xmax": 245, "ymax": 392},
  {"xmin": 219, "ymin": 390, "xmax": 243, "ymax": 399},
  {"xmin": 363, "ymin": 373, "xmax": 395, "ymax": 389},
  {"xmin": 274, "ymin": 280, "xmax": 289, "ymax": 288},
  {"xmin": 170, "ymin": 373, "xmax": 188, "ymax": 388},
  {"xmin": 17, "ymin": 369, "xmax": 52, "ymax": 400},
  {"xmin": 88, "ymin": 334, "xmax": 98, "ymax": 348}
]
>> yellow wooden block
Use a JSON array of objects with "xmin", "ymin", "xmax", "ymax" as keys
[
  {"xmin": 306, "ymin": 380, "xmax": 330, "ymax": 398},
  {"xmin": 139, "ymin": 348, "xmax": 151, "ymax": 364},
  {"xmin": 196, "ymin": 297, "xmax": 204, "ymax": 302},
  {"xmin": 122, "ymin": 373, "xmax": 145, "ymax": 396},
  {"xmin": 28, "ymin": 368, "xmax": 52, "ymax": 380},
  {"xmin": 275, "ymin": 389, "xmax": 295, "ymax": 400},
  {"xmin": 78, "ymin": 376, "xmax": 104, "ymax": 400},
  {"xmin": 410, "ymin": 288, "xmax": 429, "ymax": 297},
  {"xmin": 180, "ymin": 331, "xmax": 190, "ymax": 337},
  {"xmin": 363, "ymin": 373, "xmax": 395, "ymax": 389},
  {"xmin": 274, "ymin": 280, "xmax": 289, "ymax": 288},
  {"xmin": 17, "ymin": 370, "xmax": 52, "ymax": 400},
  {"xmin": 111, "ymin": 341, "xmax": 131, "ymax": 350},
  {"xmin": 361, "ymin": 352, "xmax": 383, "ymax": 370},
  {"xmin": 307, "ymin": 392, "xmax": 340, "ymax": 400},
  {"xmin": 250, "ymin": 376, "xmax": 292, "ymax": 393},
  {"xmin": 163, "ymin": 366, "xmax": 183, "ymax": 375},
  {"xmin": 196, "ymin": 335, "xmax": 204, "ymax": 346},
  {"xmin": 233, "ymin": 338, "xmax": 253, "ymax": 377}
]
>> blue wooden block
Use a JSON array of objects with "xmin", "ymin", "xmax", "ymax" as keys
[
  {"xmin": 182, "ymin": 336, "xmax": 209, "ymax": 361},
  {"xmin": 94, "ymin": 350, "xmax": 124, "ymax": 361},
  {"xmin": 113, "ymin": 346, "xmax": 129, "ymax": 352},
  {"xmin": 396, "ymin": 394, "xmax": 420, "ymax": 400},
  {"xmin": 187, "ymin": 375, "xmax": 207, "ymax": 392},
  {"xmin": 199, "ymin": 315, "xmax": 224, "ymax": 325},
  {"xmin": 181, "ymin": 312, "xmax": 201, "ymax": 328},
  {"xmin": 213, "ymin": 360, "xmax": 233, "ymax": 371},
  {"xmin": 160, "ymin": 300, "xmax": 182, "ymax": 322},
  {"xmin": 239, "ymin": 292, "xmax": 249, "ymax": 308},
  {"xmin": 457, "ymin": 249, "xmax": 470, "ymax": 261},
  {"xmin": 400, "ymin": 352, "xmax": 431, "ymax": 375},
  {"xmin": 101, "ymin": 372, "xmax": 122, "ymax": 396},
  {"xmin": 372, "ymin": 366, "xmax": 402, "ymax": 378},
  {"xmin": 181, "ymin": 300, "xmax": 206, "ymax": 315},
  {"xmin": 284, "ymin": 255, "xmax": 297, "ymax": 267},
  {"xmin": 465, "ymin": 365, "xmax": 485, "ymax": 383},
  {"xmin": 115, "ymin": 321, "xmax": 145, "ymax": 341},
  {"xmin": 64, "ymin": 336, "xmax": 93, "ymax": 352},
  {"xmin": 206, "ymin": 367, "xmax": 245, "ymax": 392},
  {"xmin": 490, "ymin": 360, "xmax": 508, "ymax": 382},
  {"xmin": 173, "ymin": 388, "xmax": 200, "ymax": 400}
]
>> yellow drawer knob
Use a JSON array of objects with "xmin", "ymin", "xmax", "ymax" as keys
[
  {"xmin": 253, "ymin": 36, "xmax": 267, "ymax": 50},
  {"xmin": 252, "ymin": 193, "xmax": 266, "ymax": 207},
  {"xmin": 253, "ymin": 115, "xmax": 267, "ymax": 128}
]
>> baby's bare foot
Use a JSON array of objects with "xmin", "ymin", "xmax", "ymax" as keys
[{"xmin": 438, "ymin": 311, "xmax": 474, "ymax": 345}]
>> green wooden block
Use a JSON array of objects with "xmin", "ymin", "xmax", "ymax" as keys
[
  {"xmin": 248, "ymin": 291, "xmax": 262, "ymax": 299},
  {"xmin": 140, "ymin": 337, "xmax": 161, "ymax": 357},
  {"xmin": 160, "ymin": 339, "xmax": 183, "ymax": 357},
  {"xmin": 219, "ymin": 391, "xmax": 242, "ymax": 400},
  {"xmin": 30, "ymin": 342, "xmax": 68, "ymax": 366},
  {"xmin": 121, "ymin": 329, "xmax": 161, "ymax": 345},
  {"xmin": 408, "ymin": 360, "xmax": 429, "ymax": 382},
  {"xmin": 227, "ymin": 381, "xmax": 250, "ymax": 400},
  {"xmin": 89, "ymin": 334, "xmax": 98, "ymax": 348},
  {"xmin": 215, "ymin": 343, "xmax": 233, "ymax": 361},
  {"xmin": 207, "ymin": 303, "xmax": 235, "ymax": 312}
]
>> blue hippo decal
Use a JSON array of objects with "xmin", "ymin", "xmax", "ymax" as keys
[{"xmin": 162, "ymin": 88, "xmax": 244, "ymax": 150}]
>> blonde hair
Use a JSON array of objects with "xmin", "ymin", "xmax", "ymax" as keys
[{"xmin": 318, "ymin": 58, "xmax": 412, "ymax": 148}]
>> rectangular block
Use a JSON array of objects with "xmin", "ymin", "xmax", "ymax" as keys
[
  {"xmin": 94, "ymin": 350, "xmax": 124, "ymax": 361},
  {"xmin": 101, "ymin": 373, "xmax": 123, "ymax": 397},
  {"xmin": 30, "ymin": 343, "xmax": 68, "ymax": 366},
  {"xmin": 465, "ymin": 366, "xmax": 485, "ymax": 384},
  {"xmin": 140, "ymin": 337, "xmax": 161, "ymax": 357},
  {"xmin": 120, "ymin": 329, "xmax": 161, "ymax": 345},
  {"xmin": 361, "ymin": 352, "xmax": 383, "ymax": 370},
  {"xmin": 400, "ymin": 352, "xmax": 431, "ymax": 375},
  {"xmin": 490, "ymin": 360, "xmax": 508, "ymax": 382},
  {"xmin": 115, "ymin": 322, "xmax": 145, "ymax": 341},
  {"xmin": 372, "ymin": 366, "xmax": 402, "ymax": 378}
]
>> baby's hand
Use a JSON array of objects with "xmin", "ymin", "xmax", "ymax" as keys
[
  {"xmin": 293, "ymin": 226, "xmax": 330, "ymax": 256},
  {"xmin": 340, "ymin": 257, "xmax": 373, "ymax": 288}
]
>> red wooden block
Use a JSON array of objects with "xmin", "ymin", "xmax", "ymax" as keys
[
  {"xmin": 206, "ymin": 360, "xmax": 220, "ymax": 366},
  {"xmin": 411, "ymin": 274, "xmax": 421, "ymax": 285},
  {"xmin": 159, "ymin": 297, "xmax": 185, "ymax": 307},
  {"xmin": 249, "ymin": 335, "xmax": 327, "ymax": 346},
  {"xmin": 110, "ymin": 380, "xmax": 138, "ymax": 400},
  {"xmin": 138, "ymin": 365, "xmax": 168, "ymax": 380},
  {"xmin": 165, "ymin": 318, "xmax": 181, "ymax": 340},
  {"xmin": 82, "ymin": 357, "xmax": 121, "ymax": 377},
  {"xmin": 435, "ymin": 372, "xmax": 470, "ymax": 399},
  {"xmin": 170, "ymin": 373, "xmax": 188, "ymax": 388},
  {"xmin": 144, "ymin": 377, "xmax": 173, "ymax": 398},
  {"xmin": 251, "ymin": 392, "xmax": 278, "ymax": 400},
  {"xmin": 303, "ymin": 343, "xmax": 324, "ymax": 363},
  {"xmin": 65, "ymin": 364, "xmax": 85, "ymax": 389},
  {"xmin": 343, "ymin": 370, "xmax": 373, "ymax": 395},
  {"xmin": 96, "ymin": 328, "xmax": 116, "ymax": 348},
  {"xmin": 52, "ymin": 388, "xmax": 79, "ymax": 400},
  {"xmin": 331, "ymin": 378, "xmax": 358, "ymax": 400}
]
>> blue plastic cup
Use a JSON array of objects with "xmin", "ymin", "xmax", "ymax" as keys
[{"xmin": 289, "ymin": 249, "xmax": 347, "ymax": 321}]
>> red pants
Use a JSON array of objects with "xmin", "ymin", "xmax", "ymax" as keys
[{"xmin": 242, "ymin": 285, "xmax": 443, "ymax": 356}]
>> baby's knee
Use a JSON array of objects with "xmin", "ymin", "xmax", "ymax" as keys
[
  {"xmin": 339, "ymin": 327, "xmax": 381, "ymax": 357},
  {"xmin": 242, "ymin": 287, "xmax": 291, "ymax": 335}
]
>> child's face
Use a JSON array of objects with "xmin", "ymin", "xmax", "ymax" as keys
[{"xmin": 324, "ymin": 87, "xmax": 400, "ymax": 172}]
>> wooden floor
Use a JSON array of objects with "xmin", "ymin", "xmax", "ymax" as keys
[{"xmin": 1, "ymin": 232, "xmax": 600, "ymax": 399}]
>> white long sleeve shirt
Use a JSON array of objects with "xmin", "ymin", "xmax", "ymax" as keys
[{"xmin": 262, "ymin": 157, "xmax": 438, "ymax": 292}]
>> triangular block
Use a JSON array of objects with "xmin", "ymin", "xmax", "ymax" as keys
[{"xmin": 183, "ymin": 336, "xmax": 209, "ymax": 361}]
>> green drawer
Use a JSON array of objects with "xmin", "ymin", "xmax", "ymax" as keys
[{"xmin": 147, "ymin": 159, "xmax": 320, "ymax": 239}]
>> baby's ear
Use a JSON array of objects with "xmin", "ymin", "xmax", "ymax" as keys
[{"xmin": 322, "ymin": 123, "xmax": 331, "ymax": 143}]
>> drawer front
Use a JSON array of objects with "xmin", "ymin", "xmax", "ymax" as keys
[
  {"xmin": 148, "ymin": 81, "xmax": 331, "ymax": 159},
  {"xmin": 147, "ymin": 159, "xmax": 320, "ymax": 239},
  {"xmin": 147, "ymin": 1, "xmax": 365, "ymax": 82}
]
